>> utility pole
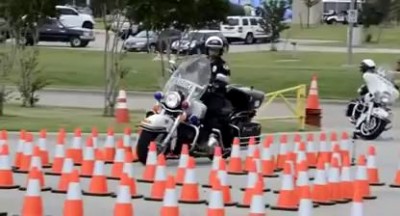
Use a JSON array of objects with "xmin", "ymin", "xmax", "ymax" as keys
[{"xmin": 347, "ymin": 0, "xmax": 358, "ymax": 65}]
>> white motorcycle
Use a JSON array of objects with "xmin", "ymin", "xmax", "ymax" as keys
[{"xmin": 346, "ymin": 67, "xmax": 399, "ymax": 140}]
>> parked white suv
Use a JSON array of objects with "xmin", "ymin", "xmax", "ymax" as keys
[
  {"xmin": 56, "ymin": 5, "xmax": 95, "ymax": 29},
  {"xmin": 220, "ymin": 16, "xmax": 271, "ymax": 44}
]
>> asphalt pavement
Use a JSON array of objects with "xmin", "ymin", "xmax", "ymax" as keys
[{"xmin": 1, "ymin": 97, "xmax": 400, "ymax": 215}]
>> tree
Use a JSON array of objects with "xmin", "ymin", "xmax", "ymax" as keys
[
  {"xmin": 390, "ymin": 0, "xmax": 400, "ymax": 24},
  {"xmin": 0, "ymin": 51, "xmax": 14, "ymax": 116},
  {"xmin": 259, "ymin": 0, "xmax": 290, "ymax": 51},
  {"xmin": 93, "ymin": 0, "xmax": 132, "ymax": 116},
  {"xmin": 360, "ymin": 0, "xmax": 386, "ymax": 43},
  {"xmin": 0, "ymin": 0, "xmax": 55, "ymax": 109},
  {"xmin": 303, "ymin": 0, "xmax": 321, "ymax": 28}
]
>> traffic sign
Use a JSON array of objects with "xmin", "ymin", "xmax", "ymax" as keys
[{"xmin": 348, "ymin": 9, "xmax": 358, "ymax": 23}]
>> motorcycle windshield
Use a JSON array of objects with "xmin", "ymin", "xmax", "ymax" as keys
[{"xmin": 163, "ymin": 55, "xmax": 211, "ymax": 99}]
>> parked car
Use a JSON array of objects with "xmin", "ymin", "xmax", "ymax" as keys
[
  {"xmin": 171, "ymin": 30, "xmax": 229, "ymax": 55},
  {"xmin": 123, "ymin": 29, "xmax": 182, "ymax": 53},
  {"xmin": 323, "ymin": 10, "xmax": 349, "ymax": 25},
  {"xmin": 56, "ymin": 5, "xmax": 95, "ymax": 29},
  {"xmin": 21, "ymin": 18, "xmax": 95, "ymax": 47},
  {"xmin": 220, "ymin": 16, "xmax": 271, "ymax": 44}
]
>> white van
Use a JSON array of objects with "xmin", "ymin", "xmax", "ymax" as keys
[{"xmin": 220, "ymin": 16, "xmax": 271, "ymax": 44}]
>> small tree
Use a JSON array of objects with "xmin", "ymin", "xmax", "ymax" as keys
[
  {"xmin": 0, "ymin": 51, "xmax": 14, "ymax": 115},
  {"xmin": 360, "ymin": 0, "xmax": 386, "ymax": 43},
  {"xmin": 260, "ymin": 0, "xmax": 290, "ymax": 51},
  {"xmin": 303, "ymin": 0, "xmax": 321, "ymax": 28},
  {"xmin": 15, "ymin": 48, "xmax": 50, "ymax": 107}
]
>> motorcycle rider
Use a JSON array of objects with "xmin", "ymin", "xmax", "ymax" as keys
[
  {"xmin": 199, "ymin": 36, "xmax": 233, "ymax": 153},
  {"xmin": 357, "ymin": 59, "xmax": 377, "ymax": 96}
]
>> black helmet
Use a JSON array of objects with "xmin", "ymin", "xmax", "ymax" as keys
[
  {"xmin": 360, "ymin": 59, "xmax": 376, "ymax": 73},
  {"xmin": 205, "ymin": 36, "xmax": 224, "ymax": 56}
]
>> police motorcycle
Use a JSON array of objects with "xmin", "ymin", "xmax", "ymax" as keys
[
  {"xmin": 346, "ymin": 66, "xmax": 399, "ymax": 140},
  {"xmin": 136, "ymin": 55, "xmax": 265, "ymax": 164}
]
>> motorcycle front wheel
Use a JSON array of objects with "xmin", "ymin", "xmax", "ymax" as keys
[
  {"xmin": 136, "ymin": 130, "xmax": 167, "ymax": 165},
  {"xmin": 357, "ymin": 116, "xmax": 387, "ymax": 140}
]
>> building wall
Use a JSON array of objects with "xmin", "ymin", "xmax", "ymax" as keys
[{"xmin": 292, "ymin": 0, "xmax": 323, "ymax": 25}]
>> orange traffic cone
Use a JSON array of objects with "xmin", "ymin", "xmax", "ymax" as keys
[
  {"xmin": 366, "ymin": 146, "xmax": 385, "ymax": 186},
  {"xmin": 204, "ymin": 146, "xmax": 222, "ymax": 188},
  {"xmin": 13, "ymin": 129, "xmax": 26, "ymax": 169},
  {"xmin": 340, "ymin": 154, "xmax": 354, "ymax": 200},
  {"xmin": 115, "ymin": 89, "xmax": 130, "ymax": 123},
  {"xmin": 215, "ymin": 159, "xmax": 236, "ymax": 206},
  {"xmin": 306, "ymin": 74, "xmax": 320, "ymax": 110},
  {"xmin": 260, "ymin": 138, "xmax": 278, "ymax": 178},
  {"xmin": 63, "ymin": 169, "xmax": 84, "ymax": 216},
  {"xmin": 67, "ymin": 128, "xmax": 83, "ymax": 165},
  {"xmin": 38, "ymin": 129, "xmax": 51, "ymax": 168},
  {"xmin": 91, "ymin": 127, "xmax": 99, "ymax": 149},
  {"xmin": 295, "ymin": 161, "xmax": 311, "ymax": 200},
  {"xmin": 328, "ymin": 157, "xmax": 349, "ymax": 203},
  {"xmin": 83, "ymin": 151, "xmax": 112, "ymax": 196},
  {"xmin": 306, "ymin": 133, "xmax": 317, "ymax": 168},
  {"xmin": 248, "ymin": 179, "xmax": 268, "ymax": 216},
  {"xmin": 0, "ymin": 145, "xmax": 19, "ymax": 189},
  {"xmin": 20, "ymin": 147, "xmax": 51, "ymax": 191},
  {"xmin": 46, "ymin": 132, "xmax": 66, "ymax": 176},
  {"xmin": 206, "ymin": 178, "xmax": 225, "ymax": 216},
  {"xmin": 113, "ymin": 176, "xmax": 134, "ymax": 216},
  {"xmin": 298, "ymin": 186, "xmax": 313, "ymax": 216},
  {"xmin": 160, "ymin": 175, "xmax": 180, "ymax": 216},
  {"xmin": 104, "ymin": 128, "xmax": 116, "ymax": 163},
  {"xmin": 340, "ymin": 131, "xmax": 352, "ymax": 161},
  {"xmin": 237, "ymin": 160, "xmax": 262, "ymax": 208},
  {"xmin": 351, "ymin": 187, "xmax": 364, "ymax": 216},
  {"xmin": 121, "ymin": 154, "xmax": 142, "ymax": 199},
  {"xmin": 144, "ymin": 154, "xmax": 167, "ymax": 201},
  {"xmin": 244, "ymin": 137, "xmax": 256, "ymax": 172},
  {"xmin": 17, "ymin": 132, "xmax": 34, "ymax": 173},
  {"xmin": 390, "ymin": 151, "xmax": 400, "ymax": 188},
  {"xmin": 276, "ymin": 134, "xmax": 288, "ymax": 171},
  {"xmin": 296, "ymin": 142, "xmax": 308, "ymax": 171},
  {"xmin": 80, "ymin": 136, "xmax": 96, "ymax": 178},
  {"xmin": 317, "ymin": 132, "xmax": 330, "ymax": 164},
  {"xmin": 0, "ymin": 130, "xmax": 6, "ymax": 147},
  {"xmin": 227, "ymin": 137, "xmax": 245, "ymax": 175},
  {"xmin": 178, "ymin": 157, "xmax": 206, "ymax": 204},
  {"xmin": 109, "ymin": 140, "xmax": 126, "ymax": 180},
  {"xmin": 52, "ymin": 157, "xmax": 74, "ymax": 194},
  {"xmin": 312, "ymin": 157, "xmax": 335, "ymax": 206},
  {"xmin": 354, "ymin": 155, "xmax": 376, "ymax": 200},
  {"xmin": 21, "ymin": 167, "xmax": 43, "ymax": 216},
  {"xmin": 137, "ymin": 141, "xmax": 158, "ymax": 183},
  {"xmin": 124, "ymin": 127, "xmax": 138, "ymax": 162},
  {"xmin": 271, "ymin": 161, "xmax": 299, "ymax": 211},
  {"xmin": 176, "ymin": 144, "xmax": 189, "ymax": 185}
]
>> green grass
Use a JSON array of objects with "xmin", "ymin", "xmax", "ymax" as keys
[
  {"xmin": 283, "ymin": 24, "xmax": 400, "ymax": 48},
  {"xmin": 13, "ymin": 48, "xmax": 398, "ymax": 99},
  {"xmin": 0, "ymin": 104, "xmax": 312, "ymax": 133}
]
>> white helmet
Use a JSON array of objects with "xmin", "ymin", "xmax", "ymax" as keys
[
  {"xmin": 205, "ymin": 36, "xmax": 224, "ymax": 49},
  {"xmin": 360, "ymin": 59, "xmax": 376, "ymax": 73}
]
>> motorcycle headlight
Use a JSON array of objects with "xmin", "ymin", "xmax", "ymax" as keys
[
  {"xmin": 381, "ymin": 96, "xmax": 390, "ymax": 104},
  {"xmin": 164, "ymin": 91, "xmax": 181, "ymax": 109}
]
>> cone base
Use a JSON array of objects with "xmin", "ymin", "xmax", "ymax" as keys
[
  {"xmin": 111, "ymin": 193, "xmax": 143, "ymax": 199},
  {"xmin": 227, "ymin": 171, "xmax": 246, "ymax": 176},
  {"xmin": 274, "ymin": 168, "xmax": 283, "ymax": 172},
  {"xmin": 12, "ymin": 169, "xmax": 28, "ymax": 174},
  {"xmin": 144, "ymin": 196, "xmax": 163, "ymax": 202},
  {"xmin": 79, "ymin": 174, "xmax": 93, "ymax": 178},
  {"xmin": 0, "ymin": 184, "xmax": 19, "ymax": 189},
  {"xmin": 241, "ymin": 187, "xmax": 270, "ymax": 192},
  {"xmin": 178, "ymin": 199, "xmax": 206, "ymax": 204},
  {"xmin": 334, "ymin": 199, "xmax": 351, "ymax": 204},
  {"xmin": 0, "ymin": 212, "xmax": 6, "ymax": 216},
  {"xmin": 270, "ymin": 205, "xmax": 298, "ymax": 211},
  {"xmin": 262, "ymin": 174, "xmax": 279, "ymax": 178},
  {"xmin": 106, "ymin": 176, "xmax": 121, "ymax": 180},
  {"xmin": 315, "ymin": 201, "xmax": 336, "ymax": 206},
  {"xmin": 206, "ymin": 201, "xmax": 237, "ymax": 207},
  {"xmin": 389, "ymin": 184, "xmax": 400, "ymax": 188},
  {"xmin": 236, "ymin": 203, "xmax": 269, "ymax": 208},
  {"xmin": 82, "ymin": 191, "xmax": 113, "ymax": 197},
  {"xmin": 19, "ymin": 186, "xmax": 51, "ymax": 192},
  {"xmin": 51, "ymin": 189, "xmax": 68, "ymax": 194},
  {"xmin": 202, "ymin": 184, "xmax": 232, "ymax": 189},
  {"xmin": 370, "ymin": 182, "xmax": 386, "ymax": 186},
  {"xmin": 42, "ymin": 164, "xmax": 52, "ymax": 169},
  {"xmin": 73, "ymin": 163, "xmax": 82, "ymax": 166},
  {"xmin": 136, "ymin": 179, "xmax": 154, "ymax": 183},
  {"xmin": 363, "ymin": 195, "xmax": 377, "ymax": 200},
  {"xmin": 308, "ymin": 165, "xmax": 317, "ymax": 169},
  {"xmin": 44, "ymin": 171, "xmax": 62, "ymax": 176}
]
